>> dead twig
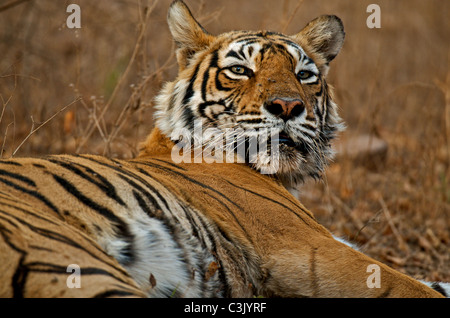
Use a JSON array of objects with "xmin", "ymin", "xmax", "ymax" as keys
[
  {"xmin": 281, "ymin": 0, "xmax": 304, "ymax": 33},
  {"xmin": 75, "ymin": 0, "xmax": 159, "ymax": 153},
  {"xmin": 378, "ymin": 197, "xmax": 409, "ymax": 253},
  {"xmin": 11, "ymin": 97, "xmax": 82, "ymax": 157},
  {"xmin": 352, "ymin": 209, "xmax": 383, "ymax": 243}
]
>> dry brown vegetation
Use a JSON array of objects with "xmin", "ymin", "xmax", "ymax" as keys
[{"xmin": 0, "ymin": 0, "xmax": 448, "ymax": 283}]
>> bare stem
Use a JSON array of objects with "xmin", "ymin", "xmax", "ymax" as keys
[{"xmin": 11, "ymin": 97, "xmax": 82, "ymax": 157}]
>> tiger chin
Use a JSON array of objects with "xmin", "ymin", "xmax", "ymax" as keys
[
  {"xmin": 148, "ymin": 0, "xmax": 345, "ymax": 188},
  {"xmin": 0, "ymin": 0, "xmax": 448, "ymax": 299}
]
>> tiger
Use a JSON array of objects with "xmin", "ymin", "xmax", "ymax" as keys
[{"xmin": 0, "ymin": 0, "xmax": 448, "ymax": 298}]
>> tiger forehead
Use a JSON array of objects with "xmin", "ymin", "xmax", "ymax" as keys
[{"xmin": 218, "ymin": 31, "xmax": 311, "ymax": 68}]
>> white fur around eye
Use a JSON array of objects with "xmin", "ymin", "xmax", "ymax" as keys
[{"xmin": 298, "ymin": 72, "xmax": 318, "ymax": 84}]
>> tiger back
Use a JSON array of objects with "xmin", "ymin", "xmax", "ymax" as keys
[{"xmin": 0, "ymin": 128, "xmax": 446, "ymax": 297}]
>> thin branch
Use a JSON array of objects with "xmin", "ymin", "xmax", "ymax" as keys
[
  {"xmin": 1, "ymin": 122, "xmax": 14, "ymax": 158},
  {"xmin": 379, "ymin": 197, "xmax": 409, "ymax": 253},
  {"xmin": 281, "ymin": 0, "xmax": 304, "ymax": 33},
  {"xmin": 11, "ymin": 97, "xmax": 82, "ymax": 157},
  {"xmin": 76, "ymin": 0, "xmax": 158, "ymax": 153}
]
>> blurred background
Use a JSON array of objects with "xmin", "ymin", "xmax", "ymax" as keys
[{"xmin": 1, "ymin": 0, "xmax": 448, "ymax": 282}]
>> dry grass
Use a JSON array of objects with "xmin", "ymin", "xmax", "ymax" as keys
[{"xmin": 0, "ymin": 0, "xmax": 448, "ymax": 282}]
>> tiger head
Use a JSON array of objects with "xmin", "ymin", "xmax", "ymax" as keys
[{"xmin": 153, "ymin": 0, "xmax": 345, "ymax": 186}]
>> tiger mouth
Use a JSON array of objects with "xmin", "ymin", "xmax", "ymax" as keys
[
  {"xmin": 278, "ymin": 132, "xmax": 296, "ymax": 147},
  {"xmin": 275, "ymin": 131, "xmax": 309, "ymax": 156}
]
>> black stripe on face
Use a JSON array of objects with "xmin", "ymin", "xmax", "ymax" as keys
[
  {"xmin": 279, "ymin": 38, "xmax": 302, "ymax": 50},
  {"xmin": 304, "ymin": 57, "xmax": 315, "ymax": 65},
  {"xmin": 182, "ymin": 64, "xmax": 200, "ymax": 106},
  {"xmin": 180, "ymin": 64, "xmax": 200, "ymax": 129},
  {"xmin": 52, "ymin": 174, "xmax": 135, "ymax": 265},
  {"xmin": 198, "ymin": 99, "xmax": 226, "ymax": 119},
  {"xmin": 210, "ymin": 50, "xmax": 219, "ymax": 68},
  {"xmin": 247, "ymin": 46, "xmax": 254, "ymax": 58},
  {"xmin": 237, "ymin": 45, "xmax": 247, "ymax": 60},
  {"xmin": 225, "ymin": 50, "xmax": 244, "ymax": 61},
  {"xmin": 237, "ymin": 118, "xmax": 263, "ymax": 124},
  {"xmin": 201, "ymin": 67, "xmax": 210, "ymax": 101},
  {"xmin": 215, "ymin": 73, "xmax": 233, "ymax": 92},
  {"xmin": 315, "ymin": 82, "xmax": 323, "ymax": 97}
]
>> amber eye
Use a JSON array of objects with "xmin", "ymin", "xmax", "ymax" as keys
[
  {"xmin": 230, "ymin": 65, "xmax": 252, "ymax": 76},
  {"xmin": 297, "ymin": 70, "xmax": 313, "ymax": 80}
]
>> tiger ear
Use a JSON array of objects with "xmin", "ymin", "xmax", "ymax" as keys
[
  {"xmin": 167, "ymin": 0, "xmax": 214, "ymax": 71},
  {"xmin": 292, "ymin": 15, "xmax": 345, "ymax": 76}
]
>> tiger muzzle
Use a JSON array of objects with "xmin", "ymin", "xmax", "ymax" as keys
[{"xmin": 264, "ymin": 98, "xmax": 305, "ymax": 122}]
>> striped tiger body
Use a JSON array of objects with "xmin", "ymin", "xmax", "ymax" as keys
[
  {"xmin": 0, "ymin": 0, "xmax": 448, "ymax": 298},
  {"xmin": 0, "ymin": 132, "xmax": 447, "ymax": 297},
  {"xmin": 0, "ymin": 153, "xmax": 238, "ymax": 297}
]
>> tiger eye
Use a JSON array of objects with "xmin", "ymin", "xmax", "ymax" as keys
[
  {"xmin": 231, "ymin": 66, "xmax": 246, "ymax": 75},
  {"xmin": 298, "ymin": 70, "xmax": 312, "ymax": 80}
]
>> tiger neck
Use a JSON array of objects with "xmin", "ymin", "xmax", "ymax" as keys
[
  {"xmin": 137, "ymin": 127, "xmax": 301, "ymax": 200},
  {"xmin": 138, "ymin": 127, "xmax": 175, "ymax": 157}
]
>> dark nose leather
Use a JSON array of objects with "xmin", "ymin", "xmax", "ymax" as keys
[{"xmin": 264, "ymin": 98, "xmax": 305, "ymax": 121}]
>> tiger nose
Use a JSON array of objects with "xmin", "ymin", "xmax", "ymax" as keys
[{"xmin": 264, "ymin": 98, "xmax": 305, "ymax": 121}]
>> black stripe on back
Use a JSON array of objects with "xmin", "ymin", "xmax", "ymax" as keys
[
  {"xmin": 47, "ymin": 158, "xmax": 127, "ymax": 206},
  {"xmin": 133, "ymin": 162, "xmax": 254, "ymax": 244},
  {"xmin": 0, "ymin": 177, "xmax": 60, "ymax": 218},
  {"xmin": 0, "ymin": 199, "xmax": 60, "ymax": 225},
  {"xmin": 221, "ymin": 179, "xmax": 316, "ymax": 224},
  {"xmin": 116, "ymin": 172, "xmax": 171, "ymax": 212},
  {"xmin": 24, "ymin": 262, "xmax": 142, "ymax": 296},
  {"xmin": 134, "ymin": 161, "xmax": 241, "ymax": 210},
  {"xmin": 149, "ymin": 158, "xmax": 187, "ymax": 171},
  {"xmin": 0, "ymin": 161, "xmax": 22, "ymax": 167},
  {"xmin": 0, "ymin": 209, "xmax": 133, "ymax": 279},
  {"xmin": 0, "ymin": 169, "xmax": 36, "ymax": 187},
  {"xmin": 12, "ymin": 255, "xmax": 28, "ymax": 298},
  {"xmin": 93, "ymin": 289, "xmax": 141, "ymax": 298},
  {"xmin": 52, "ymin": 174, "xmax": 135, "ymax": 265}
]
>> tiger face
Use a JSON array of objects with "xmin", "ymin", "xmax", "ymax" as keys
[{"xmin": 154, "ymin": 0, "xmax": 345, "ymax": 186}]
